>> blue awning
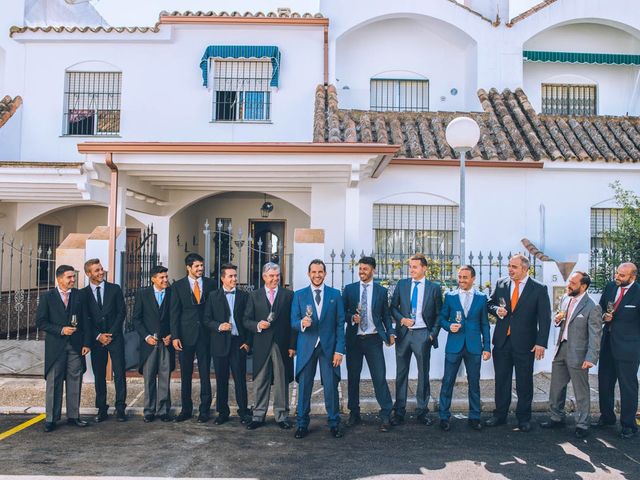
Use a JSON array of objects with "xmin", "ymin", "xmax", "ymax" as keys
[
  {"xmin": 200, "ymin": 45, "xmax": 281, "ymax": 87},
  {"xmin": 523, "ymin": 50, "xmax": 640, "ymax": 65}
]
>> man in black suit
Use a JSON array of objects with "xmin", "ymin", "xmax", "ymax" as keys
[
  {"xmin": 243, "ymin": 262, "xmax": 297, "ymax": 430},
  {"xmin": 203, "ymin": 263, "xmax": 251, "ymax": 425},
  {"xmin": 171, "ymin": 253, "xmax": 216, "ymax": 422},
  {"xmin": 82, "ymin": 258, "xmax": 127, "ymax": 422},
  {"xmin": 486, "ymin": 253, "xmax": 551, "ymax": 432},
  {"xmin": 391, "ymin": 253, "xmax": 442, "ymax": 426},
  {"xmin": 343, "ymin": 256, "xmax": 395, "ymax": 432},
  {"xmin": 594, "ymin": 262, "xmax": 639, "ymax": 439},
  {"xmin": 37, "ymin": 264, "xmax": 92, "ymax": 432},
  {"xmin": 133, "ymin": 265, "xmax": 175, "ymax": 423}
]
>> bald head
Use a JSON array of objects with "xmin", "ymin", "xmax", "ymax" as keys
[{"xmin": 615, "ymin": 262, "xmax": 637, "ymax": 287}]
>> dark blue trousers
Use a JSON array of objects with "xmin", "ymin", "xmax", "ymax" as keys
[
  {"xmin": 297, "ymin": 345, "xmax": 340, "ymax": 428},
  {"xmin": 439, "ymin": 346, "xmax": 482, "ymax": 420}
]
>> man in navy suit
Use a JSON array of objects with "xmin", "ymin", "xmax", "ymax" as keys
[
  {"xmin": 291, "ymin": 259, "xmax": 345, "ymax": 439},
  {"xmin": 390, "ymin": 253, "xmax": 442, "ymax": 426},
  {"xmin": 343, "ymin": 256, "xmax": 395, "ymax": 432},
  {"xmin": 594, "ymin": 262, "xmax": 639, "ymax": 439},
  {"xmin": 438, "ymin": 266, "xmax": 491, "ymax": 431}
]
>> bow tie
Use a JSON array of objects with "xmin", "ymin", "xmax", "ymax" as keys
[{"xmin": 224, "ymin": 290, "xmax": 236, "ymax": 295}]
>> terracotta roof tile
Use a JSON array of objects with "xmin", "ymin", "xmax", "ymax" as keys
[
  {"xmin": 507, "ymin": 0, "xmax": 559, "ymax": 27},
  {"xmin": 0, "ymin": 95, "xmax": 22, "ymax": 129},
  {"xmin": 160, "ymin": 10, "xmax": 325, "ymax": 19},
  {"xmin": 521, "ymin": 238, "xmax": 554, "ymax": 262},
  {"xmin": 313, "ymin": 84, "xmax": 640, "ymax": 163}
]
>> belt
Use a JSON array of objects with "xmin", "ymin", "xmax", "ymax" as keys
[{"xmin": 357, "ymin": 333, "xmax": 378, "ymax": 339}]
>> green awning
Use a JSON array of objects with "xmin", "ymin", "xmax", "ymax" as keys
[
  {"xmin": 523, "ymin": 50, "xmax": 640, "ymax": 65},
  {"xmin": 200, "ymin": 45, "xmax": 281, "ymax": 87}
]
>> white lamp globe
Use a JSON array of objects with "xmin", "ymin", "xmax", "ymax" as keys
[{"xmin": 445, "ymin": 116, "xmax": 480, "ymax": 152}]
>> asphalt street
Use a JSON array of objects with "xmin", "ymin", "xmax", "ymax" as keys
[{"xmin": 0, "ymin": 413, "xmax": 638, "ymax": 479}]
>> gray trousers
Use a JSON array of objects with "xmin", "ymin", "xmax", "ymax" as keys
[
  {"xmin": 142, "ymin": 345, "xmax": 172, "ymax": 416},
  {"xmin": 548, "ymin": 342, "xmax": 591, "ymax": 429},
  {"xmin": 394, "ymin": 328, "xmax": 431, "ymax": 416},
  {"xmin": 252, "ymin": 343, "xmax": 288, "ymax": 422},
  {"xmin": 45, "ymin": 343, "xmax": 83, "ymax": 423}
]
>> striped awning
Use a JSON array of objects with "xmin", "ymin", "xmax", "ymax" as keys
[
  {"xmin": 200, "ymin": 45, "xmax": 281, "ymax": 87},
  {"xmin": 523, "ymin": 50, "xmax": 640, "ymax": 65}
]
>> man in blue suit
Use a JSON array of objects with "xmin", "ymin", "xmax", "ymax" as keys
[
  {"xmin": 291, "ymin": 259, "xmax": 346, "ymax": 439},
  {"xmin": 438, "ymin": 265, "xmax": 491, "ymax": 431},
  {"xmin": 343, "ymin": 256, "xmax": 395, "ymax": 432}
]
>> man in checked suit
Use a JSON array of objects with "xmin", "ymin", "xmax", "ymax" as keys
[
  {"xmin": 133, "ymin": 265, "xmax": 175, "ymax": 422},
  {"xmin": 541, "ymin": 271, "xmax": 601, "ymax": 438},
  {"xmin": 243, "ymin": 262, "xmax": 297, "ymax": 430},
  {"xmin": 82, "ymin": 258, "xmax": 127, "ymax": 422},
  {"xmin": 486, "ymin": 254, "xmax": 551, "ymax": 432},
  {"xmin": 438, "ymin": 265, "xmax": 491, "ymax": 432},
  {"xmin": 203, "ymin": 263, "xmax": 251, "ymax": 425},
  {"xmin": 171, "ymin": 253, "xmax": 216, "ymax": 423},
  {"xmin": 594, "ymin": 262, "xmax": 640, "ymax": 439},
  {"xmin": 37, "ymin": 264, "xmax": 92, "ymax": 432},
  {"xmin": 391, "ymin": 253, "xmax": 442, "ymax": 426},
  {"xmin": 343, "ymin": 256, "xmax": 395, "ymax": 432},
  {"xmin": 291, "ymin": 259, "xmax": 345, "ymax": 439}
]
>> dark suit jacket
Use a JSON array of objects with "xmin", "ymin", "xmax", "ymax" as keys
[
  {"xmin": 203, "ymin": 289, "xmax": 250, "ymax": 357},
  {"xmin": 132, "ymin": 286, "xmax": 175, "ymax": 374},
  {"xmin": 243, "ymin": 287, "xmax": 297, "ymax": 383},
  {"xmin": 599, "ymin": 281, "xmax": 640, "ymax": 363},
  {"xmin": 439, "ymin": 290, "xmax": 491, "ymax": 355},
  {"xmin": 343, "ymin": 281, "xmax": 394, "ymax": 345},
  {"xmin": 169, "ymin": 276, "xmax": 216, "ymax": 347},
  {"xmin": 390, "ymin": 278, "xmax": 442, "ymax": 347},
  {"xmin": 82, "ymin": 281, "xmax": 126, "ymax": 343},
  {"xmin": 488, "ymin": 276, "xmax": 551, "ymax": 352},
  {"xmin": 36, "ymin": 288, "xmax": 92, "ymax": 377}
]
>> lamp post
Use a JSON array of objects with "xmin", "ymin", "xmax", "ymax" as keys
[{"xmin": 445, "ymin": 116, "xmax": 480, "ymax": 266}]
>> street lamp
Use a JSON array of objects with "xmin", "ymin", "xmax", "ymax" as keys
[{"xmin": 445, "ymin": 116, "xmax": 480, "ymax": 266}]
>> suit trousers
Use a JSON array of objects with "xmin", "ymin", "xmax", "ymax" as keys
[
  {"xmin": 297, "ymin": 345, "xmax": 340, "ymax": 428},
  {"xmin": 253, "ymin": 343, "xmax": 289, "ymax": 423},
  {"xmin": 91, "ymin": 335, "xmax": 127, "ymax": 411},
  {"xmin": 439, "ymin": 347, "xmax": 482, "ymax": 420},
  {"xmin": 493, "ymin": 337, "xmax": 535, "ymax": 423},
  {"xmin": 548, "ymin": 342, "xmax": 591, "ymax": 429},
  {"xmin": 393, "ymin": 328, "xmax": 431, "ymax": 417},
  {"xmin": 45, "ymin": 343, "xmax": 83, "ymax": 423},
  {"xmin": 213, "ymin": 336, "xmax": 249, "ymax": 417},
  {"xmin": 346, "ymin": 334, "xmax": 392, "ymax": 421},
  {"xmin": 598, "ymin": 334, "xmax": 639, "ymax": 431},
  {"xmin": 179, "ymin": 336, "xmax": 212, "ymax": 415},
  {"xmin": 142, "ymin": 344, "xmax": 172, "ymax": 416}
]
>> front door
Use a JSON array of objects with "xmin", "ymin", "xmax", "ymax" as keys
[{"xmin": 249, "ymin": 219, "xmax": 285, "ymax": 287}]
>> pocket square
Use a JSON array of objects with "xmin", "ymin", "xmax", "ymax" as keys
[
  {"xmin": 624, "ymin": 305, "xmax": 636, "ymax": 308},
  {"xmin": 577, "ymin": 314, "xmax": 584, "ymax": 318}
]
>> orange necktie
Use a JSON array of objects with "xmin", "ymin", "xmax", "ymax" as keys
[
  {"xmin": 193, "ymin": 280, "xmax": 201, "ymax": 304},
  {"xmin": 507, "ymin": 280, "xmax": 520, "ymax": 337}
]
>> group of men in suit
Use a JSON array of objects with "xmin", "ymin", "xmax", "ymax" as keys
[{"xmin": 37, "ymin": 251, "xmax": 639, "ymax": 440}]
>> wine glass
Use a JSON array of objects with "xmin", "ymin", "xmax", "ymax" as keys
[
  {"xmin": 498, "ymin": 297, "xmax": 506, "ymax": 309},
  {"xmin": 266, "ymin": 311, "xmax": 274, "ymax": 324},
  {"xmin": 305, "ymin": 305, "xmax": 313, "ymax": 324},
  {"xmin": 70, "ymin": 314, "xmax": 78, "ymax": 328},
  {"xmin": 356, "ymin": 302, "xmax": 363, "ymax": 315},
  {"xmin": 153, "ymin": 332, "xmax": 160, "ymax": 348},
  {"xmin": 606, "ymin": 301, "xmax": 615, "ymax": 314},
  {"xmin": 455, "ymin": 311, "xmax": 462, "ymax": 324}
]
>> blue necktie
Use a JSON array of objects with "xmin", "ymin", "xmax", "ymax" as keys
[
  {"xmin": 156, "ymin": 290, "xmax": 164, "ymax": 306},
  {"xmin": 360, "ymin": 283, "xmax": 369, "ymax": 332},
  {"xmin": 411, "ymin": 281, "xmax": 419, "ymax": 314}
]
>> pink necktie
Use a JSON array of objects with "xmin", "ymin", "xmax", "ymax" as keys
[
  {"xmin": 268, "ymin": 289, "xmax": 275, "ymax": 305},
  {"xmin": 613, "ymin": 287, "xmax": 628, "ymax": 311},
  {"xmin": 62, "ymin": 290, "xmax": 69, "ymax": 308}
]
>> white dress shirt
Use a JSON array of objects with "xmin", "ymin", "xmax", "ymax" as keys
[
  {"xmin": 458, "ymin": 287, "xmax": 475, "ymax": 316},
  {"xmin": 356, "ymin": 280, "xmax": 376, "ymax": 335},
  {"xmin": 614, "ymin": 281, "xmax": 634, "ymax": 304},
  {"xmin": 562, "ymin": 291, "xmax": 586, "ymax": 342},
  {"xmin": 90, "ymin": 280, "xmax": 105, "ymax": 304},
  {"xmin": 410, "ymin": 278, "xmax": 427, "ymax": 330},
  {"xmin": 510, "ymin": 275, "xmax": 528, "ymax": 298},
  {"xmin": 223, "ymin": 289, "xmax": 239, "ymax": 336},
  {"xmin": 187, "ymin": 276, "xmax": 203, "ymax": 299},
  {"xmin": 145, "ymin": 286, "xmax": 166, "ymax": 341}
]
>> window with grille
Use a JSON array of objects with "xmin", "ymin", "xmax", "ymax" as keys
[
  {"xmin": 63, "ymin": 71, "xmax": 122, "ymax": 135},
  {"xmin": 541, "ymin": 83, "xmax": 597, "ymax": 116},
  {"xmin": 590, "ymin": 208, "xmax": 621, "ymax": 250},
  {"xmin": 37, "ymin": 224, "xmax": 60, "ymax": 285},
  {"xmin": 212, "ymin": 60, "xmax": 272, "ymax": 121},
  {"xmin": 370, "ymin": 79, "xmax": 429, "ymax": 112}
]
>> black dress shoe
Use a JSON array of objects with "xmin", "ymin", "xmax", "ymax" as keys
[
  {"xmin": 346, "ymin": 414, "xmax": 361, "ymax": 427},
  {"xmin": 240, "ymin": 415, "xmax": 252, "ymax": 425},
  {"xmin": 174, "ymin": 411, "xmax": 191, "ymax": 422},
  {"xmin": 143, "ymin": 414, "xmax": 155, "ymax": 423},
  {"xmin": 197, "ymin": 413, "xmax": 210, "ymax": 423},
  {"xmin": 439, "ymin": 420, "xmax": 451, "ymax": 431},
  {"xmin": 484, "ymin": 416, "xmax": 506, "ymax": 427},
  {"xmin": 246, "ymin": 420, "xmax": 264, "ymax": 430},
  {"xmin": 540, "ymin": 420, "xmax": 565, "ymax": 429},
  {"xmin": 468, "ymin": 419, "xmax": 483, "ymax": 431},
  {"xmin": 518, "ymin": 422, "xmax": 532, "ymax": 433},
  {"xmin": 214, "ymin": 415, "xmax": 229, "ymax": 425},
  {"xmin": 575, "ymin": 427, "xmax": 589, "ymax": 439},
  {"xmin": 592, "ymin": 417, "xmax": 616, "ymax": 428},
  {"xmin": 278, "ymin": 421, "xmax": 292, "ymax": 430},
  {"xmin": 390, "ymin": 415, "xmax": 404, "ymax": 426},
  {"xmin": 417, "ymin": 413, "xmax": 434, "ymax": 426},
  {"xmin": 44, "ymin": 422, "xmax": 56, "ymax": 432},
  {"xmin": 330, "ymin": 426, "xmax": 344, "ymax": 438},
  {"xmin": 159, "ymin": 414, "xmax": 173, "ymax": 422},
  {"xmin": 94, "ymin": 410, "xmax": 108, "ymax": 423},
  {"xmin": 116, "ymin": 410, "xmax": 127, "ymax": 422},
  {"xmin": 378, "ymin": 421, "xmax": 391, "ymax": 432},
  {"xmin": 620, "ymin": 427, "xmax": 637, "ymax": 439},
  {"xmin": 294, "ymin": 427, "xmax": 308, "ymax": 439},
  {"xmin": 67, "ymin": 418, "xmax": 89, "ymax": 427}
]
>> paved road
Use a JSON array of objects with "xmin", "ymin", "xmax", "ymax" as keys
[{"xmin": 0, "ymin": 413, "xmax": 638, "ymax": 479}]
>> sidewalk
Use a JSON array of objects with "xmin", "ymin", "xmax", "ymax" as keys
[{"xmin": 0, "ymin": 373, "xmax": 617, "ymax": 417}]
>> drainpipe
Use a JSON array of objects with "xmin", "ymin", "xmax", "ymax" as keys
[{"xmin": 323, "ymin": 24, "xmax": 329, "ymax": 86}]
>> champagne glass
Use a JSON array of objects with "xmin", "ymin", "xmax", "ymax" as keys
[
  {"xmin": 70, "ymin": 314, "xmax": 78, "ymax": 328},
  {"xmin": 356, "ymin": 302, "xmax": 363, "ymax": 315},
  {"xmin": 498, "ymin": 297, "xmax": 507, "ymax": 309},
  {"xmin": 606, "ymin": 301, "xmax": 615, "ymax": 314},
  {"xmin": 455, "ymin": 311, "xmax": 462, "ymax": 324},
  {"xmin": 153, "ymin": 332, "xmax": 160, "ymax": 348},
  {"xmin": 410, "ymin": 308, "xmax": 417, "ymax": 325},
  {"xmin": 266, "ymin": 311, "xmax": 274, "ymax": 324},
  {"xmin": 305, "ymin": 305, "xmax": 313, "ymax": 324}
]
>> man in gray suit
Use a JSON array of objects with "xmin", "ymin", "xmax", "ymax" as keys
[{"xmin": 541, "ymin": 271, "xmax": 602, "ymax": 438}]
